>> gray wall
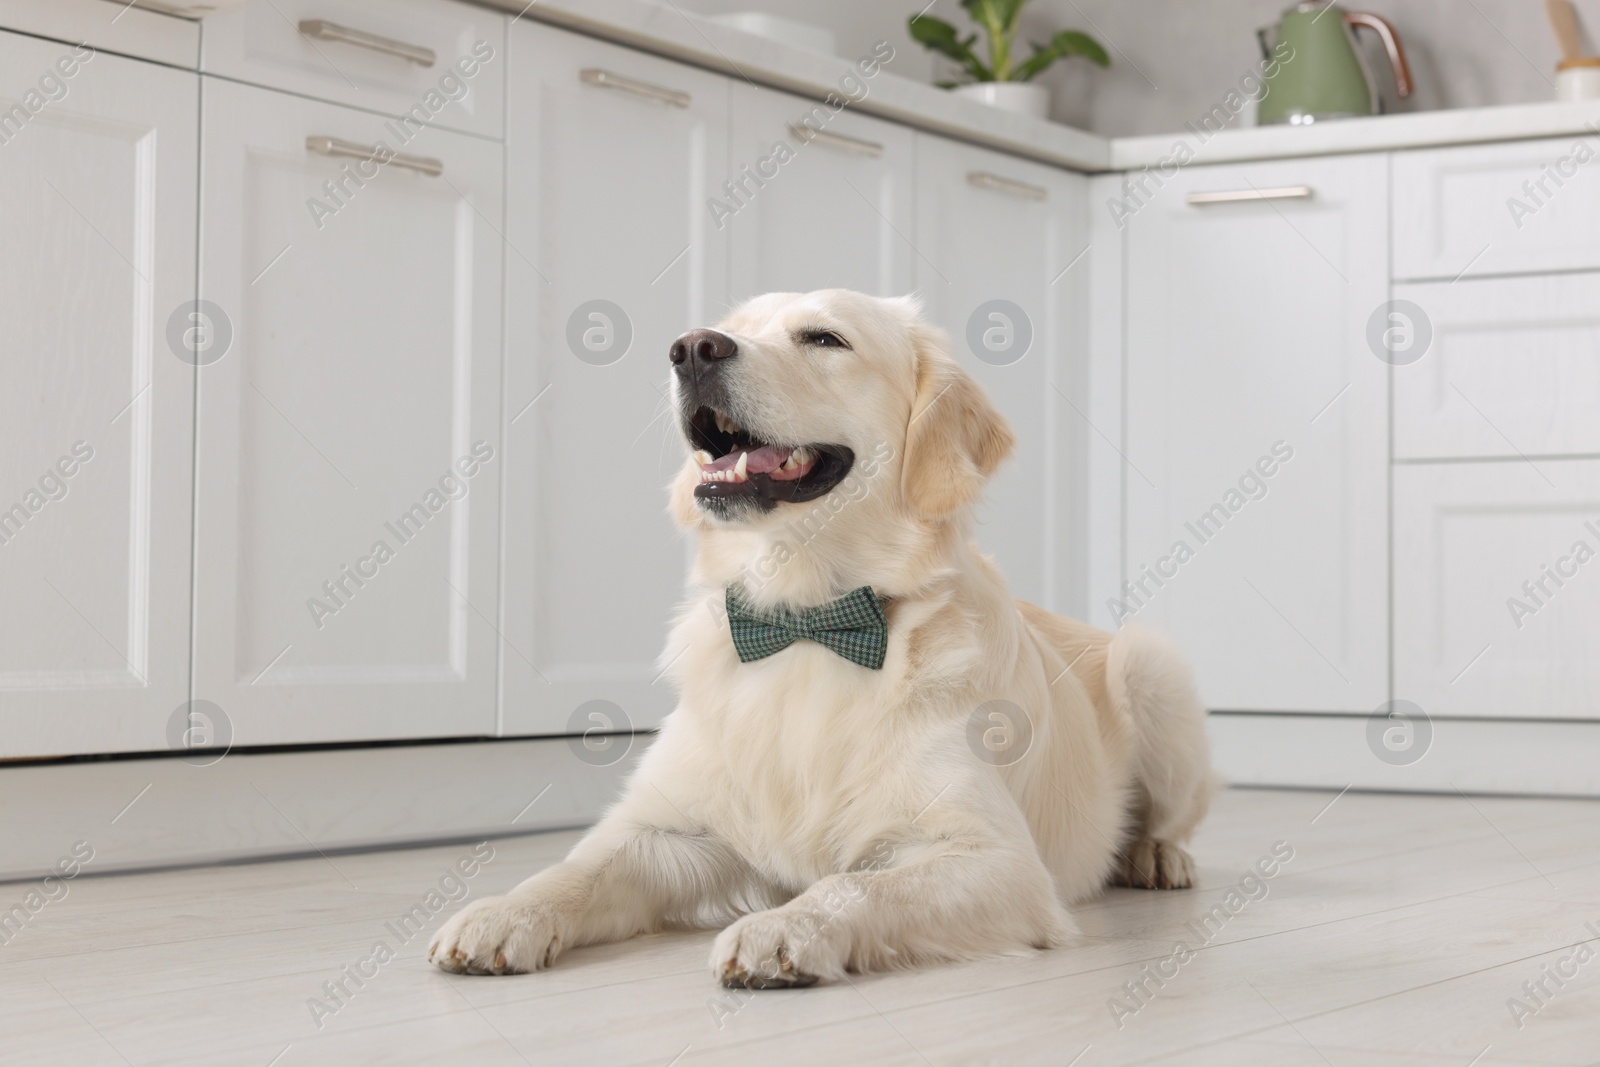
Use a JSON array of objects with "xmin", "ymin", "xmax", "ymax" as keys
[{"xmin": 681, "ymin": 0, "xmax": 1600, "ymax": 135}]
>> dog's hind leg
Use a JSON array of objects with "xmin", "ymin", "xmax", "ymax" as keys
[{"xmin": 1105, "ymin": 624, "xmax": 1217, "ymax": 890}]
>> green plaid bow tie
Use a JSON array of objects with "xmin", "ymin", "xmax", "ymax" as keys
[{"xmin": 726, "ymin": 585, "xmax": 888, "ymax": 669}]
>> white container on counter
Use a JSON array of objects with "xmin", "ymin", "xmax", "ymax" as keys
[{"xmin": 1557, "ymin": 57, "xmax": 1600, "ymax": 101}]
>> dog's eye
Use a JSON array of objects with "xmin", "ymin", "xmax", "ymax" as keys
[{"xmin": 800, "ymin": 330, "xmax": 850, "ymax": 350}]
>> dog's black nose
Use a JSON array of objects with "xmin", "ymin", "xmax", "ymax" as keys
[{"xmin": 670, "ymin": 328, "xmax": 736, "ymax": 367}]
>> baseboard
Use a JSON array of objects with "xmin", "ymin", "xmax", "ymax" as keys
[
  {"xmin": 0, "ymin": 734, "xmax": 648, "ymax": 883},
  {"xmin": 7, "ymin": 715, "xmax": 1589, "ymax": 884},
  {"xmin": 1210, "ymin": 712, "xmax": 1600, "ymax": 797}
]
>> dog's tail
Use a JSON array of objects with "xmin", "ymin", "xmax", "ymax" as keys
[{"xmin": 1104, "ymin": 624, "xmax": 1219, "ymax": 845}]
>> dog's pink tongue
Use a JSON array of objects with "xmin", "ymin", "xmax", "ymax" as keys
[
  {"xmin": 744, "ymin": 446, "xmax": 790, "ymax": 474},
  {"xmin": 701, "ymin": 446, "xmax": 791, "ymax": 474}
]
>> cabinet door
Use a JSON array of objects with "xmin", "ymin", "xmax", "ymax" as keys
[
  {"xmin": 1396, "ymin": 461, "xmax": 1600, "ymax": 718},
  {"xmin": 913, "ymin": 135, "xmax": 1088, "ymax": 612},
  {"xmin": 727, "ymin": 82, "xmax": 914, "ymax": 301},
  {"xmin": 0, "ymin": 37, "xmax": 196, "ymax": 758},
  {"xmin": 1395, "ymin": 273, "xmax": 1600, "ymax": 460},
  {"xmin": 1124, "ymin": 155, "xmax": 1389, "ymax": 713},
  {"xmin": 502, "ymin": 24, "xmax": 729, "ymax": 736},
  {"xmin": 194, "ymin": 78, "xmax": 502, "ymax": 745}
]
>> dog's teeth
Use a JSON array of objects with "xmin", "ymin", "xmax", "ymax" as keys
[
  {"xmin": 714, "ymin": 412, "xmax": 735, "ymax": 434},
  {"xmin": 782, "ymin": 451, "xmax": 798, "ymax": 471},
  {"xmin": 733, "ymin": 452, "xmax": 748, "ymax": 481},
  {"xmin": 694, "ymin": 450, "xmax": 713, "ymax": 467}
]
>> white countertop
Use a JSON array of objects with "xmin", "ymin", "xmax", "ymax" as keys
[
  {"xmin": 1112, "ymin": 98, "xmax": 1600, "ymax": 170},
  {"xmin": 478, "ymin": 0, "xmax": 1600, "ymax": 173}
]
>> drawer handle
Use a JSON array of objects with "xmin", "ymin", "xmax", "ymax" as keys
[
  {"xmin": 787, "ymin": 123, "xmax": 883, "ymax": 157},
  {"xmin": 298, "ymin": 19, "xmax": 436, "ymax": 67},
  {"xmin": 967, "ymin": 171, "xmax": 1047, "ymax": 200},
  {"xmin": 1186, "ymin": 186, "xmax": 1313, "ymax": 205},
  {"xmin": 306, "ymin": 135, "xmax": 443, "ymax": 177},
  {"xmin": 579, "ymin": 68, "xmax": 691, "ymax": 108}
]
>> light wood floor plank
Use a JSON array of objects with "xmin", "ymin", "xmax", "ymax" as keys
[{"xmin": 2, "ymin": 788, "xmax": 1595, "ymax": 1066}]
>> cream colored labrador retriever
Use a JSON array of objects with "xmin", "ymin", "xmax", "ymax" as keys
[{"xmin": 429, "ymin": 290, "xmax": 1214, "ymax": 987}]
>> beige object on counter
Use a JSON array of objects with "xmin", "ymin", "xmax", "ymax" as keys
[{"xmin": 1547, "ymin": 0, "xmax": 1600, "ymax": 99}]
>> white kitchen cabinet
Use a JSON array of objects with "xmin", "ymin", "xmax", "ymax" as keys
[
  {"xmin": 1394, "ymin": 136, "xmax": 1600, "ymax": 281},
  {"xmin": 1395, "ymin": 460, "xmax": 1600, "ymax": 718},
  {"xmin": 1123, "ymin": 155, "xmax": 1389, "ymax": 713},
  {"xmin": 0, "ymin": 0, "xmax": 199, "ymax": 68},
  {"xmin": 0, "ymin": 36, "xmax": 197, "ymax": 758},
  {"xmin": 193, "ymin": 78, "xmax": 502, "ymax": 745},
  {"xmin": 727, "ymin": 83, "xmax": 915, "ymax": 301},
  {"xmin": 1395, "ymin": 273, "xmax": 1600, "ymax": 460},
  {"xmin": 502, "ymin": 24, "xmax": 729, "ymax": 736},
  {"xmin": 201, "ymin": 0, "xmax": 504, "ymax": 139},
  {"xmin": 913, "ymin": 134, "xmax": 1089, "ymax": 612}
]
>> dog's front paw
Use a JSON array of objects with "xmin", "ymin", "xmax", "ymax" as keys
[
  {"xmin": 427, "ymin": 895, "xmax": 565, "ymax": 976},
  {"xmin": 1113, "ymin": 838, "xmax": 1195, "ymax": 890},
  {"xmin": 710, "ymin": 908, "xmax": 847, "ymax": 989}
]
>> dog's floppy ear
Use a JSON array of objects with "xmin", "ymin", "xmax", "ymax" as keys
[{"xmin": 900, "ymin": 321, "xmax": 1015, "ymax": 518}]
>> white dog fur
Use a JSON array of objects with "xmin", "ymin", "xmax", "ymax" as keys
[{"xmin": 429, "ymin": 290, "xmax": 1215, "ymax": 987}]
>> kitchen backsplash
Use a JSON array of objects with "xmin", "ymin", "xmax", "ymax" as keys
[{"xmin": 682, "ymin": 0, "xmax": 1600, "ymax": 135}]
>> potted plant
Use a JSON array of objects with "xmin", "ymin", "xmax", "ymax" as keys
[{"xmin": 909, "ymin": 0, "xmax": 1109, "ymax": 118}]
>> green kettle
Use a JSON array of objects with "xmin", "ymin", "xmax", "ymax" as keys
[{"xmin": 1257, "ymin": 1, "xmax": 1412, "ymax": 125}]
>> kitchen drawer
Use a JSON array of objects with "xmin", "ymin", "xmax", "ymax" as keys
[
  {"xmin": 1394, "ymin": 136, "xmax": 1600, "ymax": 280},
  {"xmin": 0, "ymin": 0, "xmax": 197, "ymax": 68},
  {"xmin": 1395, "ymin": 461, "xmax": 1600, "ymax": 719},
  {"xmin": 201, "ymin": 0, "xmax": 503, "ymax": 139},
  {"xmin": 1395, "ymin": 273, "xmax": 1600, "ymax": 459}
]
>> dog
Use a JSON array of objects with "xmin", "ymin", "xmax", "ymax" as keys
[{"xmin": 429, "ymin": 290, "xmax": 1215, "ymax": 987}]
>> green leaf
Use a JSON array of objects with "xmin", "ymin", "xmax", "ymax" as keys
[
  {"xmin": 1052, "ymin": 29, "xmax": 1110, "ymax": 66},
  {"xmin": 908, "ymin": 15, "xmax": 974, "ymax": 63},
  {"xmin": 909, "ymin": 12, "xmax": 993, "ymax": 81},
  {"xmin": 959, "ymin": 0, "xmax": 1026, "ymax": 31},
  {"xmin": 908, "ymin": 15, "xmax": 969, "ymax": 58},
  {"xmin": 995, "ymin": 0, "xmax": 1030, "ymax": 33},
  {"xmin": 958, "ymin": 0, "xmax": 1018, "ymax": 78},
  {"xmin": 1011, "ymin": 28, "xmax": 1110, "ymax": 81}
]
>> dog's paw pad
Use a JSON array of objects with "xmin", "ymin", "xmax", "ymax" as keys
[
  {"xmin": 710, "ymin": 911, "xmax": 839, "ymax": 989},
  {"xmin": 426, "ymin": 896, "xmax": 564, "ymax": 976},
  {"xmin": 1113, "ymin": 838, "xmax": 1194, "ymax": 890}
]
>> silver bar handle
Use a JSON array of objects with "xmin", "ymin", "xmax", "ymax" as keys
[
  {"xmin": 967, "ymin": 171, "xmax": 1047, "ymax": 200},
  {"xmin": 579, "ymin": 68, "xmax": 691, "ymax": 108},
  {"xmin": 306, "ymin": 136, "xmax": 443, "ymax": 177},
  {"xmin": 1186, "ymin": 186, "xmax": 1314, "ymax": 205},
  {"xmin": 298, "ymin": 19, "xmax": 436, "ymax": 67},
  {"xmin": 787, "ymin": 123, "xmax": 883, "ymax": 157}
]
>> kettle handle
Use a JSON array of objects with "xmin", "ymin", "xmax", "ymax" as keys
[{"xmin": 1344, "ymin": 12, "xmax": 1413, "ymax": 98}]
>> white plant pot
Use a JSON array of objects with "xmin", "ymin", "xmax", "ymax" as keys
[{"xmin": 953, "ymin": 82, "xmax": 1050, "ymax": 119}]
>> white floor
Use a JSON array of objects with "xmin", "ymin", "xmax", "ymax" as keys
[{"xmin": 2, "ymin": 788, "xmax": 1598, "ymax": 1066}]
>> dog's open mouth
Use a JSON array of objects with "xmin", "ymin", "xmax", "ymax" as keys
[{"xmin": 686, "ymin": 406, "xmax": 853, "ymax": 504}]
